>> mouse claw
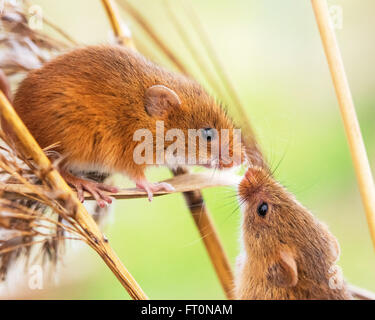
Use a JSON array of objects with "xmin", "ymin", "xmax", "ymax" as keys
[
  {"xmin": 76, "ymin": 184, "xmax": 85, "ymax": 203},
  {"xmin": 147, "ymin": 192, "xmax": 153, "ymax": 202}
]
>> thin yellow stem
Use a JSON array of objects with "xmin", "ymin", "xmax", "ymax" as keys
[
  {"xmin": 101, "ymin": 0, "xmax": 136, "ymax": 48},
  {"xmin": 311, "ymin": 0, "xmax": 375, "ymax": 250},
  {"xmin": 172, "ymin": 167, "xmax": 235, "ymax": 300},
  {"xmin": 118, "ymin": 0, "xmax": 188, "ymax": 74},
  {"xmin": 164, "ymin": 0, "xmax": 229, "ymax": 105}
]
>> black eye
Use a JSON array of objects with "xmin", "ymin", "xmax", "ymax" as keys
[
  {"xmin": 257, "ymin": 202, "xmax": 268, "ymax": 217},
  {"xmin": 200, "ymin": 128, "xmax": 215, "ymax": 142}
]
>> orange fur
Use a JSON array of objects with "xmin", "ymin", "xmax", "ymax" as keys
[{"xmin": 12, "ymin": 45, "xmax": 241, "ymax": 183}]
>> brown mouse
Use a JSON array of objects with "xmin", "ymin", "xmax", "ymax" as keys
[
  {"xmin": 3, "ymin": 45, "xmax": 243, "ymax": 206},
  {"xmin": 235, "ymin": 167, "xmax": 352, "ymax": 300}
]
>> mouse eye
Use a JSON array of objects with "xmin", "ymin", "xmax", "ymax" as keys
[
  {"xmin": 257, "ymin": 202, "xmax": 269, "ymax": 217},
  {"xmin": 200, "ymin": 128, "xmax": 216, "ymax": 142}
]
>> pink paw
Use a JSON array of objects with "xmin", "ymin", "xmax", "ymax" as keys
[
  {"xmin": 61, "ymin": 171, "xmax": 118, "ymax": 208},
  {"xmin": 136, "ymin": 181, "xmax": 175, "ymax": 202},
  {"xmin": 75, "ymin": 180, "xmax": 118, "ymax": 208}
]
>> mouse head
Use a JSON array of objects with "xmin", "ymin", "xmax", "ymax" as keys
[
  {"xmin": 238, "ymin": 167, "xmax": 340, "ymax": 288},
  {"xmin": 238, "ymin": 167, "xmax": 302, "ymax": 234},
  {"xmin": 144, "ymin": 84, "xmax": 244, "ymax": 169}
]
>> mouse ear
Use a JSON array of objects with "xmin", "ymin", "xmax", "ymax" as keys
[
  {"xmin": 267, "ymin": 247, "xmax": 298, "ymax": 288},
  {"xmin": 144, "ymin": 85, "xmax": 181, "ymax": 117}
]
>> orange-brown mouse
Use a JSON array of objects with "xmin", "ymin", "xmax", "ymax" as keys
[
  {"xmin": 6, "ymin": 45, "xmax": 242, "ymax": 206},
  {"xmin": 235, "ymin": 167, "xmax": 352, "ymax": 300}
]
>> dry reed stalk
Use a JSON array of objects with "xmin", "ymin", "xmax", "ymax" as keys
[
  {"xmin": 112, "ymin": 0, "xmax": 236, "ymax": 299},
  {"xmin": 311, "ymin": 0, "xmax": 375, "ymax": 250},
  {"xmin": 0, "ymin": 91, "xmax": 148, "ymax": 299},
  {"xmin": 172, "ymin": 167, "xmax": 235, "ymax": 299},
  {"xmin": 164, "ymin": 0, "xmax": 228, "ymax": 107},
  {"xmin": 101, "ymin": 0, "xmax": 135, "ymax": 48},
  {"xmin": 169, "ymin": 174, "xmax": 235, "ymax": 299},
  {"xmin": 118, "ymin": 0, "xmax": 189, "ymax": 74},
  {"xmin": 2, "ymin": 170, "xmax": 241, "ymax": 201}
]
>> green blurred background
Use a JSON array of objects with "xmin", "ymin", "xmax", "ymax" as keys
[{"xmin": 3, "ymin": 0, "xmax": 375, "ymax": 299}]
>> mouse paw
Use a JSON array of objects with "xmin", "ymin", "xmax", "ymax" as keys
[
  {"xmin": 61, "ymin": 171, "xmax": 118, "ymax": 208},
  {"xmin": 136, "ymin": 180, "xmax": 175, "ymax": 202}
]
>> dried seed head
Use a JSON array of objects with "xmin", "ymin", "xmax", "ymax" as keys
[{"xmin": 0, "ymin": 1, "xmax": 70, "ymax": 77}]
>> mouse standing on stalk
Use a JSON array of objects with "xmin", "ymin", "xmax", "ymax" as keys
[
  {"xmin": 235, "ymin": 167, "xmax": 352, "ymax": 300},
  {"xmin": 2, "ymin": 45, "xmax": 243, "ymax": 206}
]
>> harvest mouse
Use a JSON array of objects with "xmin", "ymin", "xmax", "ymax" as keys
[
  {"xmin": 235, "ymin": 167, "xmax": 352, "ymax": 300},
  {"xmin": 2, "ymin": 45, "xmax": 243, "ymax": 206}
]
